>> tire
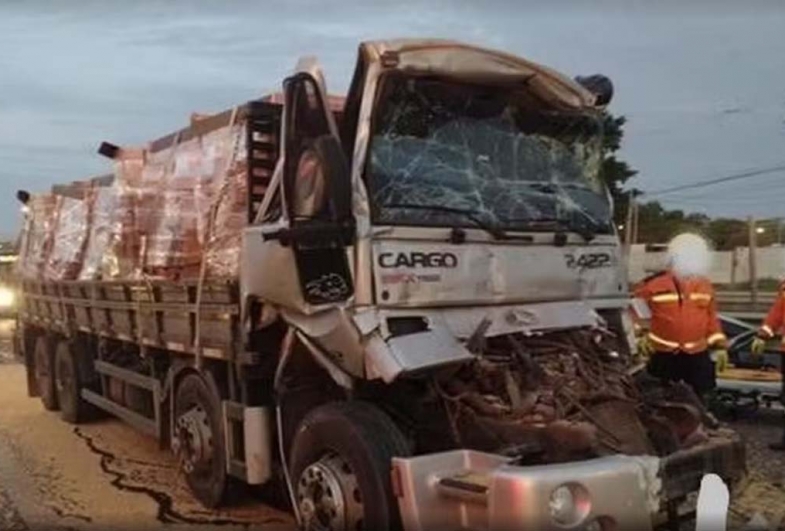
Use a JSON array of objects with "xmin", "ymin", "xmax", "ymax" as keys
[
  {"xmin": 174, "ymin": 372, "xmax": 227, "ymax": 508},
  {"xmin": 54, "ymin": 340, "xmax": 95, "ymax": 424},
  {"xmin": 289, "ymin": 401, "xmax": 411, "ymax": 531},
  {"xmin": 33, "ymin": 335, "xmax": 58, "ymax": 411}
]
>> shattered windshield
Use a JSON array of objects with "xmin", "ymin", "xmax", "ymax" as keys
[{"xmin": 367, "ymin": 75, "xmax": 612, "ymax": 235}]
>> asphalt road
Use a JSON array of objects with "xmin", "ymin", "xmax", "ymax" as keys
[{"xmin": 0, "ymin": 319, "xmax": 294, "ymax": 531}]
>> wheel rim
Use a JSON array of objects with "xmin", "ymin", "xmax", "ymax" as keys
[
  {"xmin": 174, "ymin": 405, "xmax": 213, "ymax": 475},
  {"xmin": 297, "ymin": 454, "xmax": 363, "ymax": 531}
]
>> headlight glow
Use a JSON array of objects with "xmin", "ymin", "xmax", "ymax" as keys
[{"xmin": 0, "ymin": 287, "xmax": 15, "ymax": 308}]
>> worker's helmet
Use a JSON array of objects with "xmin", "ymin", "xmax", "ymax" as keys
[{"xmin": 666, "ymin": 232, "xmax": 712, "ymax": 279}]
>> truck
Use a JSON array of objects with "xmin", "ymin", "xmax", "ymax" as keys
[{"xmin": 15, "ymin": 39, "xmax": 744, "ymax": 531}]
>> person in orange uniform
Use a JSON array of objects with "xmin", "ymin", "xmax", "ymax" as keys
[
  {"xmin": 634, "ymin": 233, "xmax": 728, "ymax": 402},
  {"xmin": 751, "ymin": 283, "xmax": 785, "ymax": 450}
]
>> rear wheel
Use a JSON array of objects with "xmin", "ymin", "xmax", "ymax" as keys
[
  {"xmin": 290, "ymin": 401, "xmax": 411, "ymax": 531},
  {"xmin": 54, "ymin": 340, "xmax": 95, "ymax": 424},
  {"xmin": 174, "ymin": 372, "xmax": 227, "ymax": 508},
  {"xmin": 33, "ymin": 335, "xmax": 58, "ymax": 411}
]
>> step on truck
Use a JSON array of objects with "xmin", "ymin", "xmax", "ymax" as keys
[{"xmin": 15, "ymin": 39, "xmax": 744, "ymax": 531}]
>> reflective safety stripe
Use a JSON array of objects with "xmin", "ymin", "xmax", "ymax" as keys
[
  {"xmin": 708, "ymin": 333, "xmax": 727, "ymax": 346},
  {"xmin": 689, "ymin": 293, "xmax": 712, "ymax": 302},
  {"xmin": 648, "ymin": 332, "xmax": 707, "ymax": 352},
  {"xmin": 651, "ymin": 293, "xmax": 680, "ymax": 303},
  {"xmin": 762, "ymin": 325, "xmax": 774, "ymax": 338},
  {"xmin": 648, "ymin": 332, "xmax": 680, "ymax": 349}
]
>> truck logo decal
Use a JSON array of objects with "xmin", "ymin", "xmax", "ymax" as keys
[
  {"xmin": 380, "ymin": 272, "xmax": 442, "ymax": 285},
  {"xmin": 304, "ymin": 273, "xmax": 351, "ymax": 302},
  {"xmin": 378, "ymin": 252, "xmax": 458, "ymax": 269},
  {"xmin": 564, "ymin": 252, "xmax": 613, "ymax": 270}
]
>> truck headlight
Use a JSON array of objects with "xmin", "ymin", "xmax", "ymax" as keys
[
  {"xmin": 0, "ymin": 287, "xmax": 15, "ymax": 308},
  {"xmin": 549, "ymin": 484, "xmax": 590, "ymax": 526}
]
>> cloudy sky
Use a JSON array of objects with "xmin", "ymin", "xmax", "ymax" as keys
[{"xmin": 1, "ymin": 0, "xmax": 784, "ymax": 237}]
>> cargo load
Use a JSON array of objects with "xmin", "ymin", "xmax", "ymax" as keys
[{"xmin": 17, "ymin": 112, "xmax": 250, "ymax": 282}]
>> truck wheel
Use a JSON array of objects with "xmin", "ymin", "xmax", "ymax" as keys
[
  {"xmin": 33, "ymin": 335, "xmax": 58, "ymax": 411},
  {"xmin": 54, "ymin": 340, "xmax": 94, "ymax": 424},
  {"xmin": 174, "ymin": 373, "xmax": 227, "ymax": 508},
  {"xmin": 289, "ymin": 401, "xmax": 411, "ymax": 531}
]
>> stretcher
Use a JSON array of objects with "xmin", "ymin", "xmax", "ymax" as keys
[{"xmin": 714, "ymin": 367, "xmax": 783, "ymax": 416}]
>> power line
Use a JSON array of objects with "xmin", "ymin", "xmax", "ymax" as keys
[
  {"xmin": 664, "ymin": 170, "xmax": 785, "ymax": 201},
  {"xmin": 642, "ymin": 163, "xmax": 785, "ymax": 197}
]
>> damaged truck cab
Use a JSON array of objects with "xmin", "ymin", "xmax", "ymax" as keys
[
  {"xmin": 241, "ymin": 41, "xmax": 744, "ymax": 530},
  {"xmin": 16, "ymin": 39, "xmax": 744, "ymax": 531}
]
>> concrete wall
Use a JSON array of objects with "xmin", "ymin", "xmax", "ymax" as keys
[{"xmin": 627, "ymin": 245, "xmax": 785, "ymax": 284}]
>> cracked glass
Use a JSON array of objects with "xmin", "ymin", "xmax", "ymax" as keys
[{"xmin": 367, "ymin": 75, "xmax": 611, "ymax": 235}]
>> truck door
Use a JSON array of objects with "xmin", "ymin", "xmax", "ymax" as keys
[{"xmin": 244, "ymin": 62, "xmax": 355, "ymax": 311}]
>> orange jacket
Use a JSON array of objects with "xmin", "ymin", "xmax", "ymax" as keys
[
  {"xmin": 758, "ymin": 282, "xmax": 785, "ymax": 348},
  {"xmin": 634, "ymin": 270, "xmax": 726, "ymax": 354}
]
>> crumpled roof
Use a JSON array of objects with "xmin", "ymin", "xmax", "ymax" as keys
[{"xmin": 359, "ymin": 39, "xmax": 598, "ymax": 111}]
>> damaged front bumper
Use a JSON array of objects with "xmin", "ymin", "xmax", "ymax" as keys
[{"xmin": 393, "ymin": 432, "xmax": 745, "ymax": 531}]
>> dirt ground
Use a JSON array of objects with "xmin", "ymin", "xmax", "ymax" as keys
[
  {"xmin": 721, "ymin": 407, "xmax": 785, "ymax": 530},
  {"xmin": 0, "ymin": 320, "xmax": 294, "ymax": 531}
]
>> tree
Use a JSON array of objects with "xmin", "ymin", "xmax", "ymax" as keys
[
  {"xmin": 633, "ymin": 201, "xmax": 711, "ymax": 244},
  {"xmin": 707, "ymin": 218, "xmax": 749, "ymax": 250},
  {"xmin": 598, "ymin": 113, "xmax": 638, "ymax": 226}
]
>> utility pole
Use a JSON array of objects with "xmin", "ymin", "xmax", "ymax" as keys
[
  {"xmin": 748, "ymin": 216, "xmax": 758, "ymax": 305},
  {"xmin": 632, "ymin": 201, "xmax": 640, "ymax": 244}
]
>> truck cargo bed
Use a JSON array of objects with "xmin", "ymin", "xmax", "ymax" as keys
[{"xmin": 19, "ymin": 279, "xmax": 240, "ymax": 359}]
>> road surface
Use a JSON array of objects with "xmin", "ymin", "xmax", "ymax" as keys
[{"xmin": 0, "ymin": 319, "xmax": 294, "ymax": 531}]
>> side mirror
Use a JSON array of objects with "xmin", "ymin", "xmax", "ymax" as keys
[
  {"xmin": 294, "ymin": 134, "xmax": 352, "ymax": 224},
  {"xmin": 267, "ymin": 134, "xmax": 354, "ymax": 247}
]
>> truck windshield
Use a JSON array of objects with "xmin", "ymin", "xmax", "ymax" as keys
[{"xmin": 366, "ymin": 75, "xmax": 612, "ymax": 235}]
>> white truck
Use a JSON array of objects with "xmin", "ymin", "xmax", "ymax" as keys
[{"xmin": 16, "ymin": 40, "xmax": 744, "ymax": 531}]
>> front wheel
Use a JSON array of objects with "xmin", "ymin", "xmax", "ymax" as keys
[{"xmin": 289, "ymin": 401, "xmax": 411, "ymax": 531}]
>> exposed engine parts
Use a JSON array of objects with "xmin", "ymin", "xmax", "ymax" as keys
[{"xmin": 435, "ymin": 327, "xmax": 715, "ymax": 463}]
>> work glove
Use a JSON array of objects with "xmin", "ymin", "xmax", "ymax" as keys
[
  {"xmin": 636, "ymin": 335, "xmax": 654, "ymax": 360},
  {"xmin": 751, "ymin": 337, "xmax": 767, "ymax": 357},
  {"xmin": 711, "ymin": 349, "xmax": 729, "ymax": 375}
]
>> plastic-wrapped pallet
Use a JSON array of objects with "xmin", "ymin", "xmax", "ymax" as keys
[
  {"xmin": 110, "ymin": 148, "xmax": 146, "ymax": 279},
  {"xmin": 144, "ymin": 137, "xmax": 205, "ymax": 280},
  {"xmin": 142, "ymin": 120, "xmax": 247, "ymax": 281},
  {"xmin": 203, "ymin": 123, "xmax": 247, "ymax": 279},
  {"xmin": 45, "ymin": 188, "xmax": 90, "ymax": 280},
  {"xmin": 79, "ymin": 183, "xmax": 120, "ymax": 280},
  {"xmin": 16, "ymin": 194, "xmax": 58, "ymax": 280}
]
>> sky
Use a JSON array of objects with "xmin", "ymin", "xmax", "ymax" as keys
[{"xmin": 1, "ymin": 0, "xmax": 784, "ymax": 238}]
